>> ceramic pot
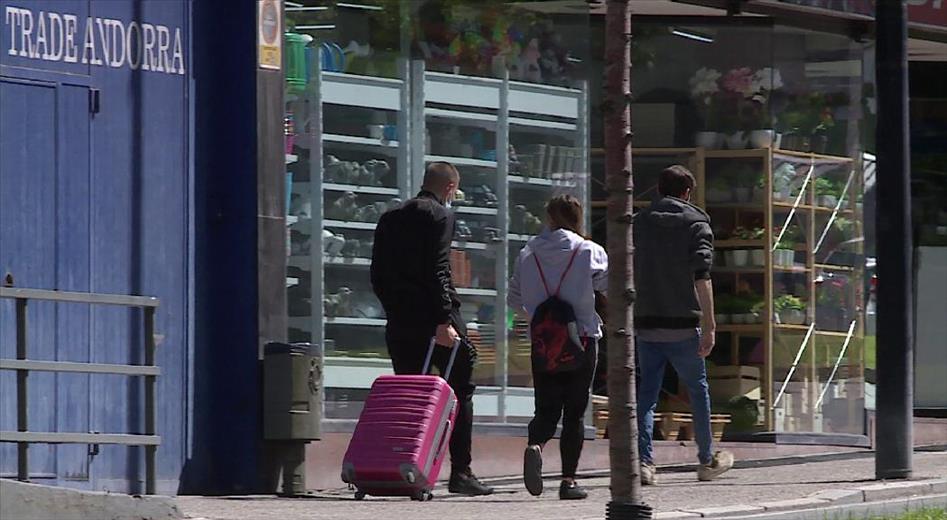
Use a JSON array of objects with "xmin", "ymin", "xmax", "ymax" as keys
[
  {"xmin": 716, "ymin": 314, "xmax": 730, "ymax": 325},
  {"xmin": 774, "ymin": 249, "xmax": 794, "ymax": 267},
  {"xmin": 731, "ymin": 313, "xmax": 746, "ymax": 324},
  {"xmin": 818, "ymin": 195, "xmax": 838, "ymax": 208},
  {"xmin": 779, "ymin": 309, "xmax": 806, "ymax": 325},
  {"xmin": 734, "ymin": 187, "xmax": 753, "ymax": 203},
  {"xmin": 749, "ymin": 129, "xmax": 775, "ymax": 149},
  {"xmin": 726, "ymin": 131, "xmax": 749, "ymax": 150},
  {"xmin": 731, "ymin": 250, "xmax": 751, "ymax": 267},
  {"xmin": 751, "ymin": 250, "xmax": 766, "ymax": 267},
  {"xmin": 695, "ymin": 131, "xmax": 724, "ymax": 149}
]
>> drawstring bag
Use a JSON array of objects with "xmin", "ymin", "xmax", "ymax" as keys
[{"xmin": 529, "ymin": 246, "xmax": 586, "ymax": 373}]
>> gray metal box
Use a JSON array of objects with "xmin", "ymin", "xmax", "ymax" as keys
[{"xmin": 263, "ymin": 342, "xmax": 322, "ymax": 440}]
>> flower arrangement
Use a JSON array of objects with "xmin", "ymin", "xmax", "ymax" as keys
[
  {"xmin": 689, "ymin": 67, "xmax": 721, "ymax": 131},
  {"xmin": 690, "ymin": 66, "xmax": 783, "ymax": 138}
]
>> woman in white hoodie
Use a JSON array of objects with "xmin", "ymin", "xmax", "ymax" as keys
[{"xmin": 508, "ymin": 194, "xmax": 608, "ymax": 500}]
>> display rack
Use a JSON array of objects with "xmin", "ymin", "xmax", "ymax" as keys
[
  {"xmin": 286, "ymin": 58, "xmax": 589, "ymax": 422},
  {"xmin": 633, "ymin": 147, "xmax": 865, "ymax": 434}
]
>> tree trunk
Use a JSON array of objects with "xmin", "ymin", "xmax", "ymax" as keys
[{"xmin": 604, "ymin": 1, "xmax": 648, "ymax": 518}]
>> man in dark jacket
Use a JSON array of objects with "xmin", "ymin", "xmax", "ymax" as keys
[
  {"xmin": 370, "ymin": 161, "xmax": 493, "ymax": 496},
  {"xmin": 633, "ymin": 165, "xmax": 734, "ymax": 485}
]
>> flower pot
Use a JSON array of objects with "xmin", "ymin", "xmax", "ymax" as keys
[
  {"xmin": 731, "ymin": 313, "xmax": 746, "ymax": 324},
  {"xmin": 731, "ymin": 249, "xmax": 751, "ymax": 267},
  {"xmin": 726, "ymin": 131, "xmax": 749, "ymax": 150},
  {"xmin": 738, "ymin": 313, "xmax": 756, "ymax": 324},
  {"xmin": 695, "ymin": 131, "xmax": 724, "ymax": 149},
  {"xmin": 751, "ymin": 250, "xmax": 766, "ymax": 267},
  {"xmin": 749, "ymin": 129, "xmax": 775, "ymax": 149},
  {"xmin": 779, "ymin": 309, "xmax": 806, "ymax": 325},
  {"xmin": 715, "ymin": 314, "xmax": 730, "ymax": 325},
  {"xmin": 782, "ymin": 134, "xmax": 811, "ymax": 152},
  {"xmin": 724, "ymin": 250, "xmax": 736, "ymax": 267},
  {"xmin": 818, "ymin": 195, "xmax": 838, "ymax": 208},
  {"xmin": 774, "ymin": 249, "xmax": 794, "ymax": 267},
  {"xmin": 733, "ymin": 187, "xmax": 753, "ymax": 203},
  {"xmin": 773, "ymin": 190, "xmax": 790, "ymax": 202}
]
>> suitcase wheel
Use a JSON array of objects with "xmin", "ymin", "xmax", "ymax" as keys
[
  {"xmin": 411, "ymin": 490, "xmax": 433, "ymax": 501},
  {"xmin": 354, "ymin": 490, "xmax": 366, "ymax": 501}
]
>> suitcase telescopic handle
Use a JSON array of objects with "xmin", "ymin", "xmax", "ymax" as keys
[{"xmin": 422, "ymin": 337, "xmax": 460, "ymax": 380}]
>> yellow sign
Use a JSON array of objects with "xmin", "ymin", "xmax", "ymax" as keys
[{"xmin": 258, "ymin": 0, "xmax": 281, "ymax": 70}]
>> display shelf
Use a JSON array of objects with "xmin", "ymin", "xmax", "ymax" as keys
[
  {"xmin": 454, "ymin": 206, "xmax": 498, "ymax": 216},
  {"xmin": 773, "ymin": 148, "xmax": 855, "ymax": 163},
  {"xmin": 323, "ymin": 133, "xmax": 399, "ymax": 155},
  {"xmin": 508, "ymin": 116, "xmax": 577, "ymax": 133},
  {"xmin": 704, "ymin": 148, "xmax": 769, "ymax": 159},
  {"xmin": 718, "ymin": 324, "xmax": 765, "ymax": 334},
  {"xmin": 456, "ymin": 287, "xmax": 498, "ymax": 297},
  {"xmin": 424, "ymin": 154, "xmax": 497, "ymax": 169},
  {"xmin": 508, "ymin": 175, "xmax": 577, "ymax": 188},
  {"xmin": 815, "ymin": 263, "xmax": 855, "ymax": 272},
  {"xmin": 451, "ymin": 240, "xmax": 490, "ymax": 250},
  {"xmin": 425, "ymin": 108, "xmax": 497, "ymax": 128},
  {"xmin": 707, "ymin": 203, "xmax": 766, "ymax": 211},
  {"xmin": 321, "ymin": 71, "xmax": 403, "ymax": 110},
  {"xmin": 326, "ymin": 317, "xmax": 387, "ymax": 327},
  {"xmin": 323, "ymin": 182, "xmax": 400, "ymax": 196},
  {"xmin": 325, "ymin": 257, "xmax": 372, "ymax": 267},
  {"xmin": 507, "ymin": 233, "xmax": 532, "ymax": 242},
  {"xmin": 323, "ymin": 219, "xmax": 377, "ymax": 231}
]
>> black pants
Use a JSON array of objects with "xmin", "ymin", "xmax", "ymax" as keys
[
  {"xmin": 386, "ymin": 327, "xmax": 476, "ymax": 473},
  {"xmin": 527, "ymin": 340, "xmax": 597, "ymax": 478}
]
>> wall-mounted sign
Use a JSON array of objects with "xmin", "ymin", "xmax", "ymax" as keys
[
  {"xmin": 3, "ymin": 5, "xmax": 185, "ymax": 74},
  {"xmin": 258, "ymin": 0, "xmax": 281, "ymax": 70}
]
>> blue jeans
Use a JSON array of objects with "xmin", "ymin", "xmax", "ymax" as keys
[{"xmin": 637, "ymin": 336, "xmax": 713, "ymax": 465}]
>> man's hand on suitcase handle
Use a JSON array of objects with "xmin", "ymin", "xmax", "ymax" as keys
[{"xmin": 435, "ymin": 323, "xmax": 459, "ymax": 347}]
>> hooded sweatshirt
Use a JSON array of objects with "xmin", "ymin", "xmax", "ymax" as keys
[
  {"xmin": 633, "ymin": 196, "xmax": 714, "ymax": 330},
  {"xmin": 508, "ymin": 228, "xmax": 609, "ymax": 339}
]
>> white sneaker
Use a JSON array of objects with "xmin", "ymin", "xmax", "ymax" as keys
[
  {"xmin": 697, "ymin": 451, "xmax": 734, "ymax": 481},
  {"xmin": 641, "ymin": 463, "xmax": 657, "ymax": 486}
]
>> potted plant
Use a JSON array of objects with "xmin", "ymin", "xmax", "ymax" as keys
[
  {"xmin": 772, "ymin": 228, "xmax": 795, "ymax": 267},
  {"xmin": 814, "ymin": 177, "xmax": 840, "ymax": 208},
  {"xmin": 750, "ymin": 300, "xmax": 767, "ymax": 324},
  {"xmin": 706, "ymin": 175, "xmax": 732, "ymax": 203},
  {"xmin": 719, "ymin": 67, "xmax": 755, "ymax": 149},
  {"xmin": 714, "ymin": 294, "xmax": 735, "ymax": 324},
  {"xmin": 771, "ymin": 162, "xmax": 795, "ymax": 202},
  {"xmin": 747, "ymin": 67, "xmax": 783, "ymax": 148},
  {"xmin": 816, "ymin": 275, "xmax": 848, "ymax": 331},
  {"xmin": 774, "ymin": 295, "xmax": 807, "ymax": 325},
  {"xmin": 779, "ymin": 93, "xmax": 835, "ymax": 152},
  {"xmin": 690, "ymin": 67, "xmax": 724, "ymax": 149}
]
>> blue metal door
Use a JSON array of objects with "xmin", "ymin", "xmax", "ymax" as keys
[{"xmin": 0, "ymin": 78, "xmax": 94, "ymax": 486}]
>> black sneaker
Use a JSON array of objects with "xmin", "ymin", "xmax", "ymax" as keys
[
  {"xmin": 448, "ymin": 469, "xmax": 494, "ymax": 496},
  {"xmin": 559, "ymin": 480, "xmax": 588, "ymax": 500},
  {"xmin": 523, "ymin": 445, "xmax": 543, "ymax": 496}
]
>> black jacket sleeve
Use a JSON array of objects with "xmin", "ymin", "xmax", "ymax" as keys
[
  {"xmin": 432, "ymin": 209, "xmax": 458, "ymax": 325},
  {"xmin": 690, "ymin": 221, "xmax": 714, "ymax": 280}
]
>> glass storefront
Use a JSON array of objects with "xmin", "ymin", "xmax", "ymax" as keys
[
  {"xmin": 629, "ymin": 18, "xmax": 870, "ymax": 435},
  {"xmin": 283, "ymin": 1, "xmax": 591, "ymax": 424},
  {"xmin": 280, "ymin": 1, "xmax": 876, "ymax": 436}
]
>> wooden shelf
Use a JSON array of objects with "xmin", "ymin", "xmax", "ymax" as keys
[
  {"xmin": 707, "ymin": 203, "xmax": 766, "ymax": 211},
  {"xmin": 704, "ymin": 148, "xmax": 769, "ymax": 159},
  {"xmin": 815, "ymin": 263, "xmax": 856, "ymax": 272},
  {"xmin": 716, "ymin": 239, "xmax": 765, "ymax": 248},
  {"xmin": 774, "ymin": 266, "xmax": 811, "ymax": 273},
  {"xmin": 773, "ymin": 148, "xmax": 855, "ymax": 163},
  {"xmin": 718, "ymin": 324, "xmax": 765, "ymax": 334}
]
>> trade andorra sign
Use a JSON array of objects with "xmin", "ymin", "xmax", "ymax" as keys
[{"xmin": 4, "ymin": 5, "xmax": 185, "ymax": 75}]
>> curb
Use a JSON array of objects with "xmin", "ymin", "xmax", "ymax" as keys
[
  {"xmin": 652, "ymin": 478, "xmax": 947, "ymax": 518},
  {"xmin": 0, "ymin": 479, "xmax": 182, "ymax": 520}
]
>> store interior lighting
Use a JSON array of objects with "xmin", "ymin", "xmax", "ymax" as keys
[{"xmin": 670, "ymin": 27, "xmax": 715, "ymax": 43}]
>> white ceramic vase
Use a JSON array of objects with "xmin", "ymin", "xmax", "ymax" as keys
[
  {"xmin": 695, "ymin": 131, "xmax": 724, "ymax": 149},
  {"xmin": 749, "ymin": 129, "xmax": 775, "ymax": 149}
]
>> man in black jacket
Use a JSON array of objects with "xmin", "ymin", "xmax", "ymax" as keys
[
  {"xmin": 371, "ymin": 161, "xmax": 493, "ymax": 496},
  {"xmin": 633, "ymin": 165, "xmax": 734, "ymax": 485}
]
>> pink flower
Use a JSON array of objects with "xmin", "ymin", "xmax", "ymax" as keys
[{"xmin": 721, "ymin": 67, "xmax": 754, "ymax": 97}]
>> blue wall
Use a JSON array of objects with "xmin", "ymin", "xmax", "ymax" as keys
[{"xmin": 1, "ymin": 0, "xmax": 191, "ymax": 494}]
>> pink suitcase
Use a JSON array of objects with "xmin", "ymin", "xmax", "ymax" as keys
[{"xmin": 341, "ymin": 339, "xmax": 458, "ymax": 501}]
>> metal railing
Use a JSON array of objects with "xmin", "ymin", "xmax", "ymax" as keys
[{"xmin": 0, "ymin": 287, "xmax": 160, "ymax": 494}]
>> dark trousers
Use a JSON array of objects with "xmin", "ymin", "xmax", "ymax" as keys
[
  {"xmin": 527, "ymin": 340, "xmax": 597, "ymax": 478},
  {"xmin": 386, "ymin": 327, "xmax": 476, "ymax": 473}
]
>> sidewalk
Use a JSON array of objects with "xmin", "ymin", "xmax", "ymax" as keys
[{"xmin": 178, "ymin": 451, "xmax": 947, "ymax": 520}]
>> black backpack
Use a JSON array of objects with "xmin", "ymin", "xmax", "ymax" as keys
[{"xmin": 529, "ymin": 246, "xmax": 587, "ymax": 374}]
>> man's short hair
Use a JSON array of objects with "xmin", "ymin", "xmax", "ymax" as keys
[
  {"xmin": 658, "ymin": 165, "xmax": 696, "ymax": 198},
  {"xmin": 422, "ymin": 161, "xmax": 459, "ymax": 191}
]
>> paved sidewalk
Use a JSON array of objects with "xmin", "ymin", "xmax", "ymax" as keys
[{"xmin": 178, "ymin": 451, "xmax": 947, "ymax": 520}]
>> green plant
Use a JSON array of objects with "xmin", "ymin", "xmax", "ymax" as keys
[
  {"xmin": 814, "ymin": 177, "xmax": 840, "ymax": 197},
  {"xmin": 833, "ymin": 217, "xmax": 854, "ymax": 235},
  {"xmin": 778, "ymin": 93, "xmax": 836, "ymax": 136},
  {"xmin": 774, "ymin": 294, "xmax": 805, "ymax": 312}
]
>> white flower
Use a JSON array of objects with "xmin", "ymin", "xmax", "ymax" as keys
[
  {"xmin": 689, "ymin": 67, "xmax": 721, "ymax": 99},
  {"xmin": 751, "ymin": 67, "xmax": 784, "ymax": 94}
]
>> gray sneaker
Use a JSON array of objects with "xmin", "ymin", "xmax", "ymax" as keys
[
  {"xmin": 697, "ymin": 451, "xmax": 734, "ymax": 481},
  {"xmin": 641, "ymin": 463, "xmax": 657, "ymax": 486}
]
